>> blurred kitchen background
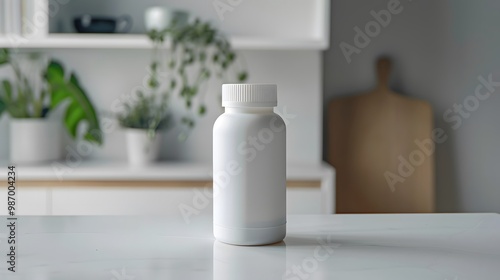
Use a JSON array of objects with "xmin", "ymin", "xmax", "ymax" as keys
[{"xmin": 0, "ymin": 0, "xmax": 499, "ymax": 216}]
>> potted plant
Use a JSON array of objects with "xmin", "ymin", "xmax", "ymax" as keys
[
  {"xmin": 0, "ymin": 48, "xmax": 102, "ymax": 164},
  {"xmin": 117, "ymin": 86, "xmax": 170, "ymax": 166},
  {"xmin": 117, "ymin": 15, "xmax": 247, "ymax": 165}
]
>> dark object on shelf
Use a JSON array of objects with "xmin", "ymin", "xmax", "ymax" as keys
[{"xmin": 73, "ymin": 15, "xmax": 133, "ymax": 33}]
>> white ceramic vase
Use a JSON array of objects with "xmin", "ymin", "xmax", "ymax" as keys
[
  {"xmin": 125, "ymin": 129, "xmax": 162, "ymax": 166},
  {"xmin": 10, "ymin": 119, "xmax": 62, "ymax": 164},
  {"xmin": 145, "ymin": 7, "xmax": 190, "ymax": 31},
  {"xmin": 145, "ymin": 6, "xmax": 172, "ymax": 31}
]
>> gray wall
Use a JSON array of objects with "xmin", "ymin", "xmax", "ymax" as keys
[{"xmin": 324, "ymin": 0, "xmax": 500, "ymax": 213}]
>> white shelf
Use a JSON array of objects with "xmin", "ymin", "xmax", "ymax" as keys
[{"xmin": 0, "ymin": 34, "xmax": 328, "ymax": 50}]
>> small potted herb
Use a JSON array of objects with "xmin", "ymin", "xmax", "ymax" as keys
[
  {"xmin": 0, "ymin": 49, "xmax": 102, "ymax": 164},
  {"xmin": 117, "ymin": 90, "xmax": 170, "ymax": 166}
]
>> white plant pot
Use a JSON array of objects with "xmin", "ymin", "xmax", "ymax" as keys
[
  {"xmin": 10, "ymin": 119, "xmax": 62, "ymax": 164},
  {"xmin": 125, "ymin": 129, "xmax": 162, "ymax": 166}
]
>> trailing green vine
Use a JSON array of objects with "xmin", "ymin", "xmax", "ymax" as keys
[{"xmin": 148, "ymin": 18, "xmax": 248, "ymax": 131}]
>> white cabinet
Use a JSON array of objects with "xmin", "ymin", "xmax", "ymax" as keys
[
  {"xmin": 51, "ymin": 186, "xmax": 207, "ymax": 216},
  {"xmin": 50, "ymin": 186, "xmax": 322, "ymax": 216},
  {"xmin": 52, "ymin": 186, "xmax": 321, "ymax": 218},
  {"xmin": 0, "ymin": 185, "xmax": 321, "ymax": 216}
]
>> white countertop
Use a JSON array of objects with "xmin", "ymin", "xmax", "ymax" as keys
[
  {"xmin": 0, "ymin": 213, "xmax": 499, "ymax": 279},
  {"xmin": 0, "ymin": 160, "xmax": 333, "ymax": 182}
]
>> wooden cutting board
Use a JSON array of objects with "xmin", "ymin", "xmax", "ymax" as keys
[{"xmin": 327, "ymin": 57, "xmax": 435, "ymax": 213}]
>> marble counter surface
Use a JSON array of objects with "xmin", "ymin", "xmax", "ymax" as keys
[{"xmin": 0, "ymin": 214, "xmax": 499, "ymax": 279}]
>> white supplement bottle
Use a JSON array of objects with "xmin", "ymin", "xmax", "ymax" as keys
[{"xmin": 213, "ymin": 84, "xmax": 286, "ymax": 245}]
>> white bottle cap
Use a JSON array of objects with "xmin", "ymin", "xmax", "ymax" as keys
[{"xmin": 222, "ymin": 84, "xmax": 277, "ymax": 107}]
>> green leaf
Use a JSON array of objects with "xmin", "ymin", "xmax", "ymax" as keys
[
  {"xmin": 148, "ymin": 77, "xmax": 159, "ymax": 89},
  {"xmin": 50, "ymin": 88, "xmax": 68, "ymax": 108},
  {"xmin": 227, "ymin": 52, "xmax": 235, "ymax": 62},
  {"xmin": 151, "ymin": 61, "xmax": 158, "ymax": 71},
  {"xmin": 45, "ymin": 61, "xmax": 64, "ymax": 82},
  {"xmin": 0, "ymin": 97, "xmax": 6, "ymax": 117},
  {"xmin": 238, "ymin": 71, "xmax": 248, "ymax": 82},
  {"xmin": 198, "ymin": 104, "xmax": 206, "ymax": 115},
  {"xmin": 46, "ymin": 60, "xmax": 103, "ymax": 145},
  {"xmin": 0, "ymin": 49, "xmax": 9, "ymax": 65},
  {"xmin": 64, "ymin": 102, "xmax": 85, "ymax": 138},
  {"xmin": 2, "ymin": 80, "xmax": 12, "ymax": 101}
]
